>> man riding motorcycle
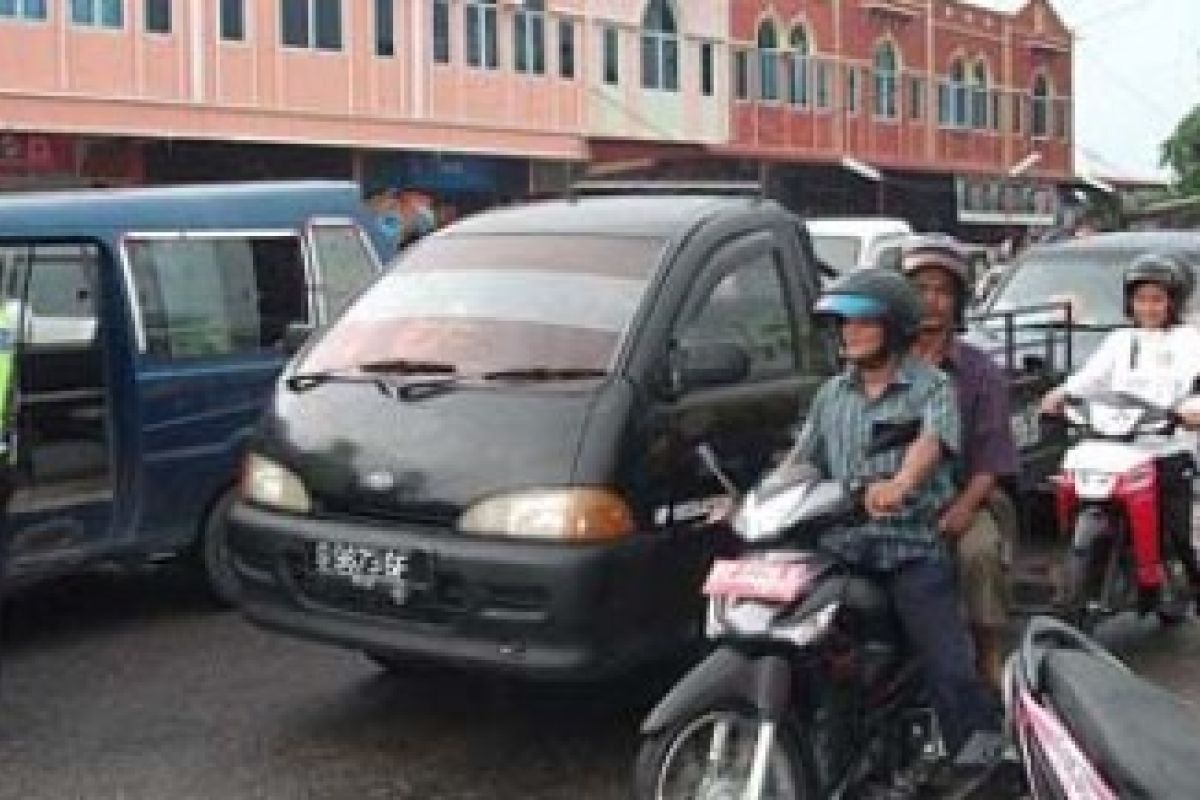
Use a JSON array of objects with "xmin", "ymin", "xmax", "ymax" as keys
[
  {"xmin": 901, "ymin": 236, "xmax": 1019, "ymax": 693},
  {"xmin": 1041, "ymin": 252, "xmax": 1200, "ymax": 613},
  {"xmin": 785, "ymin": 267, "xmax": 999, "ymax": 764}
]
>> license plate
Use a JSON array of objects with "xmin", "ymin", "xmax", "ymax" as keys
[
  {"xmin": 703, "ymin": 559, "xmax": 814, "ymax": 602},
  {"xmin": 311, "ymin": 541, "xmax": 424, "ymax": 597}
]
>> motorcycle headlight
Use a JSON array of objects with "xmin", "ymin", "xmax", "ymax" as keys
[
  {"xmin": 241, "ymin": 453, "xmax": 312, "ymax": 514},
  {"xmin": 459, "ymin": 488, "xmax": 635, "ymax": 542}
]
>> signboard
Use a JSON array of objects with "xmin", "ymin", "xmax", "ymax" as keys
[{"xmin": 956, "ymin": 176, "xmax": 1059, "ymax": 226}]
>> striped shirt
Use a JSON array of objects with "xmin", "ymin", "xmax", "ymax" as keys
[{"xmin": 792, "ymin": 355, "xmax": 960, "ymax": 570}]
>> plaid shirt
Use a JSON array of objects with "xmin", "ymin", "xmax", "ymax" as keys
[{"xmin": 792, "ymin": 355, "xmax": 960, "ymax": 570}]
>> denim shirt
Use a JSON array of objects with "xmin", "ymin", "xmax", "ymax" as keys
[{"xmin": 792, "ymin": 355, "xmax": 960, "ymax": 570}]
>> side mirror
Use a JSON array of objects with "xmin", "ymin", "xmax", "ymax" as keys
[
  {"xmin": 669, "ymin": 341, "xmax": 751, "ymax": 395},
  {"xmin": 283, "ymin": 321, "xmax": 316, "ymax": 356}
]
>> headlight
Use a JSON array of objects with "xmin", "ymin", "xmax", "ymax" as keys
[
  {"xmin": 459, "ymin": 488, "xmax": 635, "ymax": 542},
  {"xmin": 241, "ymin": 453, "xmax": 312, "ymax": 514}
]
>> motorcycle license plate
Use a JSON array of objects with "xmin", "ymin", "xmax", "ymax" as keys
[{"xmin": 703, "ymin": 559, "xmax": 813, "ymax": 602}]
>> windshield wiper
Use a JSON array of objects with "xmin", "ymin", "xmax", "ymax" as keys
[
  {"xmin": 481, "ymin": 366, "xmax": 608, "ymax": 382},
  {"xmin": 358, "ymin": 358, "xmax": 459, "ymax": 375},
  {"xmin": 286, "ymin": 370, "xmax": 395, "ymax": 397}
]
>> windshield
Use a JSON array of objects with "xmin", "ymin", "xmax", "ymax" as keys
[
  {"xmin": 809, "ymin": 235, "xmax": 861, "ymax": 274},
  {"xmin": 988, "ymin": 249, "xmax": 1200, "ymax": 328},
  {"xmin": 301, "ymin": 234, "xmax": 665, "ymax": 376}
]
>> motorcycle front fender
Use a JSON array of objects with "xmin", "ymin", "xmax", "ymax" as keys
[
  {"xmin": 641, "ymin": 648, "xmax": 791, "ymax": 736},
  {"xmin": 1072, "ymin": 507, "xmax": 1113, "ymax": 552}
]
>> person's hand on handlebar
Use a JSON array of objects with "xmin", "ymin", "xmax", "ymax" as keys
[
  {"xmin": 1176, "ymin": 396, "xmax": 1200, "ymax": 430},
  {"xmin": 865, "ymin": 476, "xmax": 911, "ymax": 518},
  {"xmin": 1039, "ymin": 388, "xmax": 1067, "ymax": 417}
]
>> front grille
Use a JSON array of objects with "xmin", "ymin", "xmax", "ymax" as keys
[{"xmin": 312, "ymin": 496, "xmax": 459, "ymax": 528}]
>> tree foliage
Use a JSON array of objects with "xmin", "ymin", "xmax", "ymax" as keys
[{"xmin": 1161, "ymin": 105, "xmax": 1200, "ymax": 196}]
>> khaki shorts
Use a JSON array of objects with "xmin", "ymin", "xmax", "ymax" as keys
[{"xmin": 954, "ymin": 493, "xmax": 1014, "ymax": 628}]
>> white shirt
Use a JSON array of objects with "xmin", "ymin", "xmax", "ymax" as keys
[{"xmin": 1062, "ymin": 326, "xmax": 1200, "ymax": 450}]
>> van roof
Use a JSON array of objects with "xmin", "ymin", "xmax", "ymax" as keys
[
  {"xmin": 805, "ymin": 218, "xmax": 913, "ymax": 237},
  {"xmin": 0, "ymin": 181, "xmax": 372, "ymax": 240},
  {"xmin": 440, "ymin": 195, "xmax": 768, "ymax": 239}
]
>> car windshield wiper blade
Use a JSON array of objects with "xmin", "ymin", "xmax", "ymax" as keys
[
  {"xmin": 481, "ymin": 366, "xmax": 609, "ymax": 382},
  {"xmin": 286, "ymin": 370, "xmax": 394, "ymax": 396},
  {"xmin": 357, "ymin": 358, "xmax": 459, "ymax": 375}
]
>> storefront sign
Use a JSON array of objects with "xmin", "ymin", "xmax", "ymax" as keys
[{"xmin": 956, "ymin": 176, "xmax": 1059, "ymax": 226}]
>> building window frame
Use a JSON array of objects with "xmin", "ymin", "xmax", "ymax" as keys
[
  {"xmin": 0, "ymin": 0, "xmax": 47, "ymax": 21},
  {"xmin": 733, "ymin": 48, "xmax": 749, "ymax": 101},
  {"xmin": 640, "ymin": 0, "xmax": 678, "ymax": 92},
  {"xmin": 970, "ymin": 60, "xmax": 990, "ymax": 130},
  {"xmin": 699, "ymin": 40, "xmax": 714, "ymax": 97},
  {"xmin": 756, "ymin": 19, "xmax": 780, "ymax": 102},
  {"xmin": 602, "ymin": 24, "xmax": 619, "ymax": 86},
  {"xmin": 558, "ymin": 17, "xmax": 575, "ymax": 79},
  {"xmin": 845, "ymin": 63, "xmax": 861, "ymax": 116},
  {"xmin": 514, "ymin": 0, "xmax": 546, "ymax": 75},
  {"xmin": 872, "ymin": 40, "xmax": 899, "ymax": 120},
  {"xmin": 71, "ymin": 0, "xmax": 124, "ymax": 29},
  {"xmin": 464, "ymin": 0, "xmax": 498, "ymax": 70},
  {"xmin": 374, "ymin": 0, "xmax": 395, "ymax": 57},
  {"xmin": 219, "ymin": 0, "xmax": 245, "ymax": 41},
  {"xmin": 144, "ymin": 0, "xmax": 171, "ymax": 34},
  {"xmin": 1031, "ymin": 73, "xmax": 1051, "ymax": 139},
  {"xmin": 280, "ymin": 0, "xmax": 343, "ymax": 52},
  {"xmin": 788, "ymin": 24, "xmax": 811, "ymax": 108},
  {"xmin": 432, "ymin": 0, "xmax": 450, "ymax": 64},
  {"xmin": 907, "ymin": 74, "xmax": 925, "ymax": 121}
]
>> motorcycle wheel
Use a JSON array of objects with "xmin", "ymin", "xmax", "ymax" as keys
[
  {"xmin": 633, "ymin": 702, "xmax": 817, "ymax": 800},
  {"xmin": 1060, "ymin": 541, "xmax": 1110, "ymax": 634}
]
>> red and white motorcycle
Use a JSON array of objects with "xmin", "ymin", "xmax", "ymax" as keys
[{"xmin": 1050, "ymin": 390, "xmax": 1197, "ymax": 630}]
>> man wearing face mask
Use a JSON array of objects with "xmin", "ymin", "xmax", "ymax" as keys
[{"xmin": 899, "ymin": 236, "xmax": 1019, "ymax": 694}]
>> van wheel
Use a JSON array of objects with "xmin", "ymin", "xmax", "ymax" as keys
[{"xmin": 198, "ymin": 490, "xmax": 240, "ymax": 606}]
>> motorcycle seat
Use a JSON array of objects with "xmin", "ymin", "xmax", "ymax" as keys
[{"xmin": 1043, "ymin": 648, "xmax": 1200, "ymax": 799}]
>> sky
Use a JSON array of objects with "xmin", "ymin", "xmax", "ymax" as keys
[{"xmin": 976, "ymin": 0, "xmax": 1200, "ymax": 180}]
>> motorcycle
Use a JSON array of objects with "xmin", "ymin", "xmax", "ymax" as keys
[
  {"xmin": 1002, "ymin": 615, "xmax": 1200, "ymax": 799},
  {"xmin": 634, "ymin": 441, "xmax": 965, "ymax": 800},
  {"xmin": 1049, "ymin": 390, "xmax": 1197, "ymax": 630}
]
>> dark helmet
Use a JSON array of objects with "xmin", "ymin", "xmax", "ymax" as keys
[
  {"xmin": 897, "ymin": 234, "xmax": 971, "ymax": 326},
  {"xmin": 814, "ymin": 267, "xmax": 924, "ymax": 354},
  {"xmin": 1123, "ymin": 252, "xmax": 1195, "ymax": 323}
]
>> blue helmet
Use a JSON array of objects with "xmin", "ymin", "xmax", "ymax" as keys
[{"xmin": 814, "ymin": 267, "xmax": 924, "ymax": 353}]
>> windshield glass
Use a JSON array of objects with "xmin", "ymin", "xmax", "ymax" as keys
[
  {"xmin": 301, "ymin": 234, "xmax": 665, "ymax": 376},
  {"xmin": 809, "ymin": 235, "xmax": 861, "ymax": 273},
  {"xmin": 988, "ymin": 249, "xmax": 1200, "ymax": 328}
]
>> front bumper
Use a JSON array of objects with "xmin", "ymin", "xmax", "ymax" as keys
[{"xmin": 228, "ymin": 501, "xmax": 711, "ymax": 680}]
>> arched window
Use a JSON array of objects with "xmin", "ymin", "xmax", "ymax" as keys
[
  {"xmin": 970, "ymin": 60, "xmax": 989, "ymax": 129},
  {"xmin": 788, "ymin": 25, "xmax": 811, "ymax": 107},
  {"xmin": 940, "ymin": 58, "xmax": 967, "ymax": 127},
  {"xmin": 641, "ymin": 0, "xmax": 679, "ymax": 91},
  {"xmin": 873, "ymin": 40, "xmax": 898, "ymax": 119},
  {"xmin": 1032, "ymin": 73, "xmax": 1051, "ymax": 137},
  {"xmin": 757, "ymin": 19, "xmax": 779, "ymax": 101},
  {"xmin": 514, "ymin": 0, "xmax": 545, "ymax": 74}
]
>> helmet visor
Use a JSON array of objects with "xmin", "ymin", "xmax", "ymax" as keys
[{"xmin": 814, "ymin": 293, "xmax": 887, "ymax": 320}]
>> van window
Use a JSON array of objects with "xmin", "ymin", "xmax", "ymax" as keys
[
  {"xmin": 809, "ymin": 235, "xmax": 860, "ymax": 273},
  {"xmin": 1, "ymin": 244, "xmax": 100, "ymax": 347},
  {"xmin": 303, "ymin": 234, "xmax": 665, "ymax": 376},
  {"xmin": 127, "ymin": 236, "xmax": 308, "ymax": 358},
  {"xmin": 677, "ymin": 252, "xmax": 798, "ymax": 379},
  {"xmin": 310, "ymin": 224, "xmax": 378, "ymax": 318}
]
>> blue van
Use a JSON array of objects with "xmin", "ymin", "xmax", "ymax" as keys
[{"xmin": 0, "ymin": 181, "xmax": 384, "ymax": 601}]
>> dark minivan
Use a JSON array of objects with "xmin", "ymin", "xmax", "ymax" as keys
[{"xmin": 229, "ymin": 194, "xmax": 834, "ymax": 678}]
